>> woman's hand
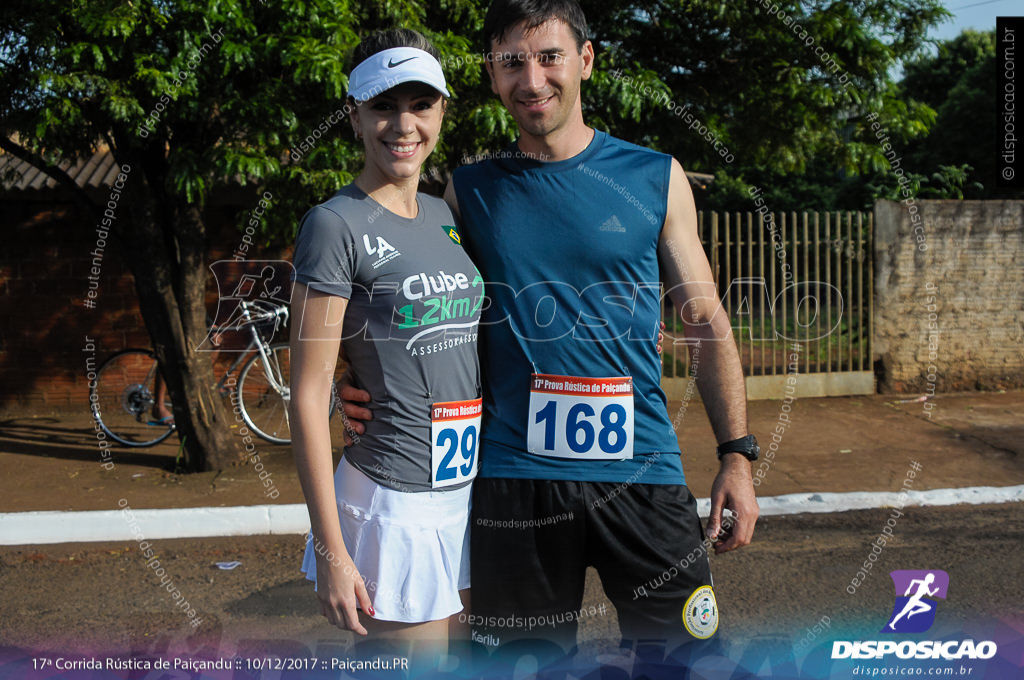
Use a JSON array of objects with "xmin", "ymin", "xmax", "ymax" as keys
[{"xmin": 315, "ymin": 551, "xmax": 375, "ymax": 635}]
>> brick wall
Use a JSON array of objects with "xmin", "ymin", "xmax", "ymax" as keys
[
  {"xmin": 0, "ymin": 201, "xmax": 292, "ymax": 413},
  {"xmin": 873, "ymin": 199, "xmax": 1024, "ymax": 393},
  {"xmin": 7, "ymin": 197, "xmax": 1020, "ymax": 411}
]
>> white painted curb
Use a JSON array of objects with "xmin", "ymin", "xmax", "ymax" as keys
[
  {"xmin": 694, "ymin": 484, "xmax": 1024, "ymax": 518},
  {"xmin": 2, "ymin": 485, "xmax": 1022, "ymax": 546},
  {"xmin": 0, "ymin": 504, "xmax": 312, "ymax": 546}
]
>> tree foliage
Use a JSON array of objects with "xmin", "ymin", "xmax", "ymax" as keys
[
  {"xmin": 582, "ymin": 1, "xmax": 948, "ymax": 179},
  {"xmin": 1, "ymin": 0, "xmax": 958, "ymax": 468},
  {"xmin": 705, "ymin": 26, "xmax": 1024, "ymax": 211},
  {"xmin": 900, "ymin": 29, "xmax": 1014, "ymax": 199}
]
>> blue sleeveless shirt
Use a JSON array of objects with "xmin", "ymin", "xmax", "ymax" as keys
[{"xmin": 453, "ymin": 130, "xmax": 685, "ymax": 485}]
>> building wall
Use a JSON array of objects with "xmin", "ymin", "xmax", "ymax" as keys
[
  {"xmin": 5, "ymin": 197, "xmax": 1021, "ymax": 413},
  {"xmin": 873, "ymin": 199, "xmax": 1023, "ymax": 393},
  {"xmin": 0, "ymin": 201, "xmax": 292, "ymax": 412}
]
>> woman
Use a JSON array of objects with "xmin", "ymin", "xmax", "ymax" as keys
[{"xmin": 289, "ymin": 29, "xmax": 480, "ymax": 653}]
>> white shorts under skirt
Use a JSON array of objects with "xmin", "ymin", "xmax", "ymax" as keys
[{"xmin": 301, "ymin": 456, "xmax": 471, "ymax": 623}]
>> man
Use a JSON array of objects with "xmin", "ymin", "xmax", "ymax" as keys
[{"xmin": 342, "ymin": 0, "xmax": 759, "ymax": 656}]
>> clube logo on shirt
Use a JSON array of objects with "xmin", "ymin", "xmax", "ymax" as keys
[
  {"xmin": 395, "ymin": 269, "xmax": 483, "ymax": 357},
  {"xmin": 363, "ymin": 234, "xmax": 401, "ymax": 269}
]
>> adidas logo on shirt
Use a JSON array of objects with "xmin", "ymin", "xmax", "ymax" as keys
[{"xmin": 599, "ymin": 215, "xmax": 626, "ymax": 233}]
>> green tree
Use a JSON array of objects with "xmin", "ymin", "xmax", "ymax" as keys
[
  {"xmin": 1, "ymin": 0, "xmax": 954, "ymax": 468},
  {"xmin": 900, "ymin": 29, "xmax": 1015, "ymax": 199},
  {"xmin": 572, "ymin": 0, "xmax": 951, "ymax": 213},
  {"xmin": 583, "ymin": 0, "xmax": 947, "ymax": 178},
  {"xmin": 0, "ymin": 0, "xmax": 488, "ymax": 470}
]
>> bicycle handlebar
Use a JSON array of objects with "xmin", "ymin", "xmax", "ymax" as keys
[{"xmin": 238, "ymin": 299, "xmax": 289, "ymax": 328}]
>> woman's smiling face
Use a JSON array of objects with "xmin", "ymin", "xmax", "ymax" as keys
[{"xmin": 351, "ymin": 81, "xmax": 446, "ymax": 183}]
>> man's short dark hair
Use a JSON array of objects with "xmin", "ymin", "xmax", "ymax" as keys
[{"xmin": 482, "ymin": 0, "xmax": 589, "ymax": 53}]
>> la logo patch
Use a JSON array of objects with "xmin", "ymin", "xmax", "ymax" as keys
[
  {"xmin": 683, "ymin": 585, "xmax": 718, "ymax": 639},
  {"xmin": 363, "ymin": 234, "xmax": 396, "ymax": 256},
  {"xmin": 362, "ymin": 233, "xmax": 401, "ymax": 269}
]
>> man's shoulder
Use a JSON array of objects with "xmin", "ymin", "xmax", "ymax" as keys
[
  {"xmin": 599, "ymin": 132, "xmax": 672, "ymax": 163},
  {"xmin": 589, "ymin": 133, "xmax": 673, "ymax": 198},
  {"xmin": 452, "ymin": 151, "xmax": 510, "ymax": 181},
  {"xmin": 451, "ymin": 161, "xmax": 480, "ymax": 187}
]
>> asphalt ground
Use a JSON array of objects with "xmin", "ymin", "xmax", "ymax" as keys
[
  {"xmin": 0, "ymin": 504, "xmax": 1022, "ymax": 677},
  {"xmin": 1, "ymin": 391, "xmax": 1022, "ymax": 678}
]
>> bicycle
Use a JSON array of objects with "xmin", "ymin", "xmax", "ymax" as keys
[{"xmin": 90, "ymin": 299, "xmax": 323, "ymax": 447}]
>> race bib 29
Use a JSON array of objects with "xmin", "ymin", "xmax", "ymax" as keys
[{"xmin": 431, "ymin": 398, "xmax": 482, "ymax": 489}]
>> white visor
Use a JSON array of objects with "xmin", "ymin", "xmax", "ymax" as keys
[{"xmin": 347, "ymin": 47, "xmax": 451, "ymax": 103}]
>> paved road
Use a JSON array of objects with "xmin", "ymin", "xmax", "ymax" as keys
[
  {"xmin": 2, "ymin": 391, "xmax": 1022, "ymax": 676},
  {"xmin": 1, "ymin": 504, "xmax": 1021, "ymax": 677}
]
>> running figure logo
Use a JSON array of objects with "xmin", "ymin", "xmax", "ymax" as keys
[
  {"xmin": 882, "ymin": 570, "xmax": 949, "ymax": 634},
  {"xmin": 201, "ymin": 260, "xmax": 294, "ymax": 351}
]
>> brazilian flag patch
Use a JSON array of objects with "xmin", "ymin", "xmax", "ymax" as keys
[{"xmin": 443, "ymin": 225, "xmax": 461, "ymax": 245}]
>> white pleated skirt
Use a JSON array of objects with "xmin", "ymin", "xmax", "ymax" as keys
[{"xmin": 301, "ymin": 456, "xmax": 471, "ymax": 623}]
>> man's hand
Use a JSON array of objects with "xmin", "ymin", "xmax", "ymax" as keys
[
  {"xmin": 336, "ymin": 375, "xmax": 372, "ymax": 447},
  {"xmin": 706, "ymin": 454, "xmax": 759, "ymax": 554}
]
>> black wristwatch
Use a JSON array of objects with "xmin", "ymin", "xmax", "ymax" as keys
[{"xmin": 716, "ymin": 434, "xmax": 760, "ymax": 461}]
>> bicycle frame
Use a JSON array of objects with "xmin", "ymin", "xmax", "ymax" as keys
[
  {"xmin": 216, "ymin": 300, "xmax": 289, "ymax": 398},
  {"xmin": 92, "ymin": 299, "xmax": 297, "ymax": 448}
]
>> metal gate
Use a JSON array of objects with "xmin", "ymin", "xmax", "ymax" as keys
[{"xmin": 661, "ymin": 210, "xmax": 874, "ymax": 399}]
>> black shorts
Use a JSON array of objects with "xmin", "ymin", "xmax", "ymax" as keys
[{"xmin": 470, "ymin": 477, "xmax": 717, "ymax": 650}]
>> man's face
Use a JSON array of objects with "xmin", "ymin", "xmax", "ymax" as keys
[{"xmin": 486, "ymin": 19, "xmax": 593, "ymax": 140}]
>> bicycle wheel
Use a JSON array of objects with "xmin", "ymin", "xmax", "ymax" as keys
[
  {"xmin": 91, "ymin": 349, "xmax": 175, "ymax": 447},
  {"xmin": 237, "ymin": 342, "xmax": 292, "ymax": 444}
]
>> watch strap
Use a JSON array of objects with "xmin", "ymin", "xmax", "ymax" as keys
[{"xmin": 716, "ymin": 434, "xmax": 759, "ymax": 461}]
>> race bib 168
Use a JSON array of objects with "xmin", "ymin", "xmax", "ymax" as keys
[{"xmin": 526, "ymin": 373, "xmax": 634, "ymax": 460}]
